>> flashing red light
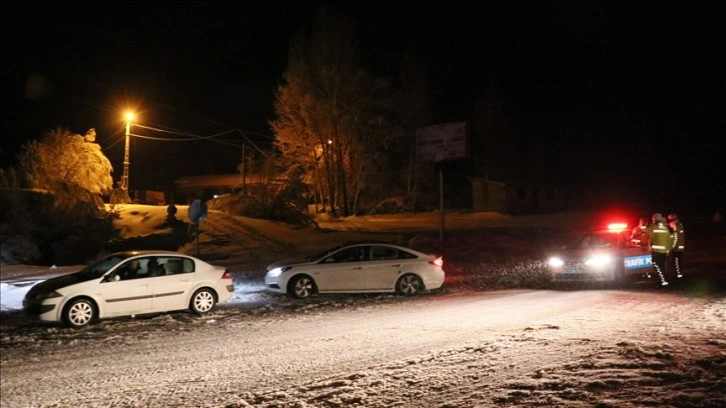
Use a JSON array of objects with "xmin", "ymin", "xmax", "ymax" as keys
[{"xmin": 607, "ymin": 223, "xmax": 628, "ymax": 232}]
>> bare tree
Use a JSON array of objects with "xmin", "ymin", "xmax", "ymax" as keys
[{"xmin": 271, "ymin": 6, "xmax": 404, "ymax": 216}]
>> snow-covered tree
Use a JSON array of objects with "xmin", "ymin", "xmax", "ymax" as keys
[{"xmin": 20, "ymin": 127, "xmax": 114, "ymax": 198}]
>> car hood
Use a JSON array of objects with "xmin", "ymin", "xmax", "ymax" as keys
[
  {"xmin": 266, "ymin": 258, "xmax": 316, "ymax": 270},
  {"xmin": 559, "ymin": 246, "xmax": 618, "ymax": 255},
  {"xmin": 27, "ymin": 271, "xmax": 94, "ymax": 294}
]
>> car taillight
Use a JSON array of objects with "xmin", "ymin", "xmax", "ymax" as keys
[
  {"xmin": 221, "ymin": 269, "xmax": 232, "ymax": 280},
  {"xmin": 430, "ymin": 257, "xmax": 444, "ymax": 267}
]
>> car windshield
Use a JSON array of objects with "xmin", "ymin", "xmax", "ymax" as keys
[
  {"xmin": 565, "ymin": 232, "xmax": 619, "ymax": 250},
  {"xmin": 77, "ymin": 255, "xmax": 128, "ymax": 279}
]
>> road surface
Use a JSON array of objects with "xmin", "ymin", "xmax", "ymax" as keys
[{"xmin": 2, "ymin": 286, "xmax": 724, "ymax": 407}]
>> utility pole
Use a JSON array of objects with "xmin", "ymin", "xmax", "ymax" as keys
[
  {"xmin": 242, "ymin": 142, "xmax": 246, "ymax": 194},
  {"xmin": 121, "ymin": 112, "xmax": 134, "ymax": 192}
]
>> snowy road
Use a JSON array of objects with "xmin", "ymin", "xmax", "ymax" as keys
[{"xmin": 2, "ymin": 287, "xmax": 724, "ymax": 407}]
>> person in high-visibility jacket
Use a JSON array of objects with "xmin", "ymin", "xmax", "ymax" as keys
[
  {"xmin": 630, "ymin": 217, "xmax": 650, "ymax": 247},
  {"xmin": 668, "ymin": 213, "xmax": 685, "ymax": 278},
  {"xmin": 641, "ymin": 213, "xmax": 674, "ymax": 287}
]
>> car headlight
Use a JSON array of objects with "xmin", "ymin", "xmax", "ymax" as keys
[
  {"xmin": 267, "ymin": 267, "xmax": 283, "ymax": 278},
  {"xmin": 585, "ymin": 254, "xmax": 612, "ymax": 268},
  {"xmin": 548, "ymin": 257, "xmax": 564, "ymax": 267},
  {"xmin": 31, "ymin": 291, "xmax": 63, "ymax": 301}
]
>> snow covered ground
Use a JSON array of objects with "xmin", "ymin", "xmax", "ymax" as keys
[
  {"xmin": 2, "ymin": 205, "xmax": 725, "ymax": 407},
  {"xmin": 2, "ymin": 283, "xmax": 725, "ymax": 408}
]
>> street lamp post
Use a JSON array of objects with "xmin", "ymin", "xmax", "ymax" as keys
[{"xmin": 121, "ymin": 112, "xmax": 134, "ymax": 192}]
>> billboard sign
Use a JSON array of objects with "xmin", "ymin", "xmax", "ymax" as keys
[{"xmin": 415, "ymin": 121, "xmax": 469, "ymax": 162}]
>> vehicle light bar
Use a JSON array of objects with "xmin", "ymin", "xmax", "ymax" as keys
[{"xmin": 607, "ymin": 223, "xmax": 628, "ymax": 232}]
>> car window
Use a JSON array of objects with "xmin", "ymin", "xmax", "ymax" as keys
[
  {"xmin": 569, "ymin": 233, "xmax": 618, "ymax": 250},
  {"xmin": 593, "ymin": 233, "xmax": 619, "ymax": 248},
  {"xmin": 132, "ymin": 257, "xmax": 157, "ymax": 278},
  {"xmin": 112, "ymin": 259, "xmax": 144, "ymax": 280},
  {"xmin": 132, "ymin": 257, "xmax": 161, "ymax": 279},
  {"xmin": 324, "ymin": 247, "xmax": 366, "ymax": 263},
  {"xmin": 161, "ymin": 257, "xmax": 193, "ymax": 275},
  {"xmin": 83, "ymin": 255, "xmax": 125, "ymax": 279},
  {"xmin": 107, "ymin": 256, "xmax": 195, "ymax": 281},
  {"xmin": 145, "ymin": 257, "xmax": 169, "ymax": 276},
  {"xmin": 370, "ymin": 246, "xmax": 417, "ymax": 260},
  {"xmin": 397, "ymin": 249, "xmax": 418, "ymax": 259},
  {"xmin": 312, "ymin": 245, "xmax": 345, "ymax": 260},
  {"xmin": 355, "ymin": 247, "xmax": 368, "ymax": 261}
]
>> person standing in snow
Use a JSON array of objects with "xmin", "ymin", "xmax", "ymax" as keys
[
  {"xmin": 641, "ymin": 213, "xmax": 674, "ymax": 288},
  {"xmin": 667, "ymin": 213, "xmax": 685, "ymax": 279},
  {"xmin": 630, "ymin": 217, "xmax": 650, "ymax": 247}
]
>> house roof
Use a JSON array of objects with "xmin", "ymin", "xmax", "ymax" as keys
[{"xmin": 174, "ymin": 174, "xmax": 266, "ymax": 188}]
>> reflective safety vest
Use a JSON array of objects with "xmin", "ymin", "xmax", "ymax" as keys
[
  {"xmin": 670, "ymin": 220, "xmax": 685, "ymax": 252},
  {"xmin": 642, "ymin": 221, "xmax": 674, "ymax": 254}
]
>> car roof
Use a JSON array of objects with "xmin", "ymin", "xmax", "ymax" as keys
[
  {"xmin": 587, "ymin": 229, "xmax": 626, "ymax": 235},
  {"xmin": 112, "ymin": 250, "xmax": 190, "ymax": 258},
  {"xmin": 340, "ymin": 240, "xmax": 403, "ymax": 246},
  {"xmin": 320, "ymin": 241, "xmax": 432, "ymax": 255}
]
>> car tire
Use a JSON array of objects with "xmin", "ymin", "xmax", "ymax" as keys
[
  {"xmin": 62, "ymin": 298, "xmax": 96, "ymax": 328},
  {"xmin": 190, "ymin": 288, "xmax": 216, "ymax": 315},
  {"xmin": 289, "ymin": 275, "xmax": 316, "ymax": 299},
  {"xmin": 396, "ymin": 274, "xmax": 423, "ymax": 295}
]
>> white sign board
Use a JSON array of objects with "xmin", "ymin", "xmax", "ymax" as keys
[{"xmin": 415, "ymin": 121, "xmax": 469, "ymax": 162}]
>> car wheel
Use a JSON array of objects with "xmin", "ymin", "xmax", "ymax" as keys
[
  {"xmin": 63, "ymin": 298, "xmax": 96, "ymax": 328},
  {"xmin": 396, "ymin": 274, "xmax": 423, "ymax": 295},
  {"xmin": 289, "ymin": 275, "xmax": 316, "ymax": 299},
  {"xmin": 190, "ymin": 288, "xmax": 216, "ymax": 315}
]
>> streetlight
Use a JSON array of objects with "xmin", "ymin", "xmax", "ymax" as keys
[{"xmin": 121, "ymin": 112, "xmax": 135, "ymax": 192}]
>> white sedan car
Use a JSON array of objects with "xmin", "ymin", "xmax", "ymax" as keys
[
  {"xmin": 265, "ymin": 242, "xmax": 445, "ymax": 299},
  {"xmin": 23, "ymin": 250, "xmax": 234, "ymax": 328}
]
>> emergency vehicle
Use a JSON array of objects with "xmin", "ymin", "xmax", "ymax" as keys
[{"xmin": 546, "ymin": 222, "xmax": 653, "ymax": 284}]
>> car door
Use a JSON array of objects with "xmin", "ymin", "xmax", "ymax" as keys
[
  {"xmin": 100, "ymin": 260, "xmax": 154, "ymax": 317},
  {"xmin": 616, "ymin": 230, "xmax": 652, "ymax": 279},
  {"xmin": 313, "ymin": 246, "xmax": 368, "ymax": 291},
  {"xmin": 150, "ymin": 257, "xmax": 196, "ymax": 312},
  {"xmin": 364, "ymin": 245, "xmax": 409, "ymax": 290},
  {"xmin": 622, "ymin": 245, "xmax": 653, "ymax": 277}
]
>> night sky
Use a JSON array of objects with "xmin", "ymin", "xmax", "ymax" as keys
[{"xmin": 3, "ymin": 1, "xmax": 724, "ymax": 214}]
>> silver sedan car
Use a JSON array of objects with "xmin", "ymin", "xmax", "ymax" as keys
[
  {"xmin": 23, "ymin": 250, "xmax": 235, "ymax": 328},
  {"xmin": 265, "ymin": 242, "xmax": 445, "ymax": 299}
]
